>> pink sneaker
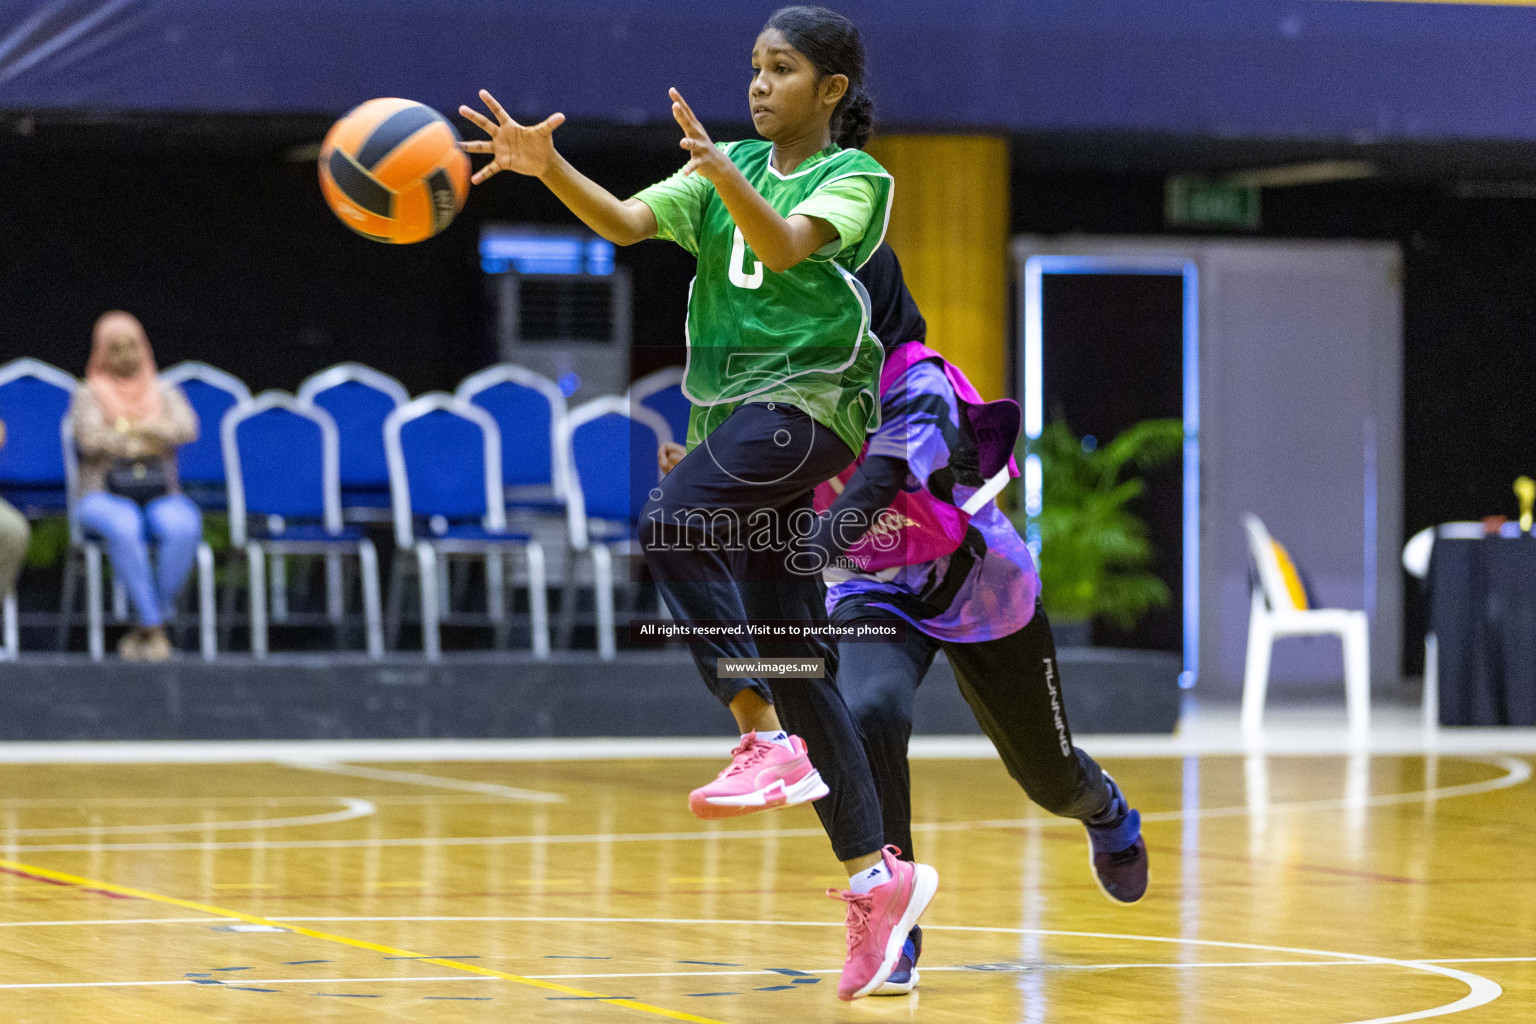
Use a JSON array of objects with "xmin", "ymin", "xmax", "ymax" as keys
[
  {"xmin": 827, "ymin": 846, "xmax": 939, "ymax": 1001},
  {"xmin": 687, "ymin": 733, "xmax": 829, "ymax": 819}
]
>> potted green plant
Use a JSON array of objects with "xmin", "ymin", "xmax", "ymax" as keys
[{"xmin": 1008, "ymin": 417, "xmax": 1184, "ymax": 646}]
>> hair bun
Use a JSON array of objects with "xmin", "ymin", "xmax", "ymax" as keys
[{"xmin": 836, "ymin": 90, "xmax": 873, "ymax": 150}]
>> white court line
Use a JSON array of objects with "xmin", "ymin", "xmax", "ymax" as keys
[
  {"xmin": 0, "ymin": 918, "xmax": 1504, "ymax": 1022},
  {"xmin": 0, "ymin": 738, "xmax": 750, "ymax": 764},
  {"xmin": 265, "ymin": 918, "xmax": 1506, "ymax": 1024},
  {"xmin": 0, "ymin": 796, "xmax": 520, "ymax": 808},
  {"xmin": 0, "ymin": 918, "xmax": 233, "ymax": 928},
  {"xmin": 0, "ymin": 797, "xmax": 382, "ymax": 807},
  {"xmin": 0, "ymin": 980, "xmax": 209, "ymax": 991},
  {"xmin": 0, "ymin": 966, "xmax": 1368, "ymax": 991},
  {"xmin": 0, "ymin": 798, "xmax": 375, "ymax": 837},
  {"xmin": 2, "ymin": 727, "xmax": 1535, "ymax": 764},
  {"xmin": 283, "ymin": 761, "xmax": 564, "ymax": 804},
  {"xmin": 5, "ymin": 755, "xmax": 1525, "ymax": 854},
  {"xmin": 0, "ymin": 932, "xmax": 1526, "ymax": 978}
]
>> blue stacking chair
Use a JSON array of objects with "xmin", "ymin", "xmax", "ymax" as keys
[
  {"xmin": 457, "ymin": 365, "xmax": 574, "ymax": 651},
  {"xmin": 455, "ymin": 364, "xmax": 569, "ymax": 515},
  {"xmin": 297, "ymin": 363, "xmax": 409, "ymax": 523},
  {"xmin": 384, "ymin": 394, "xmax": 549, "ymax": 660},
  {"xmin": 627, "ymin": 366, "xmax": 690, "ymax": 450},
  {"xmin": 0, "ymin": 358, "xmax": 76, "ymax": 517},
  {"xmin": 0, "ymin": 358, "xmax": 77, "ymax": 658},
  {"xmin": 160, "ymin": 362, "xmax": 251, "ymax": 512},
  {"xmin": 223, "ymin": 392, "xmax": 383, "ymax": 658},
  {"xmin": 558, "ymin": 396, "xmax": 671, "ymax": 659},
  {"xmin": 59, "ymin": 415, "xmax": 217, "ymax": 661}
]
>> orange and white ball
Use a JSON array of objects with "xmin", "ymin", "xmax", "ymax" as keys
[{"xmin": 318, "ymin": 98, "xmax": 470, "ymax": 244}]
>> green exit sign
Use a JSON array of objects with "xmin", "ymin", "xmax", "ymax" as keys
[{"xmin": 1165, "ymin": 177, "xmax": 1260, "ymax": 229}]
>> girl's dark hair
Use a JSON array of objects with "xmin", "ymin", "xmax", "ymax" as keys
[{"xmin": 764, "ymin": 6, "xmax": 873, "ymax": 149}]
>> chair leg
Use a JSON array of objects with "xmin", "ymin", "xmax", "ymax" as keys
[
  {"xmin": 197, "ymin": 543, "xmax": 216, "ymax": 661},
  {"xmin": 591, "ymin": 544, "xmax": 615, "ymax": 661},
  {"xmin": 330, "ymin": 555, "xmax": 351, "ymax": 652},
  {"xmin": 1240, "ymin": 592, "xmax": 1272, "ymax": 735},
  {"xmin": 248, "ymin": 543, "xmax": 268, "ymax": 658},
  {"xmin": 85, "ymin": 543, "xmax": 105, "ymax": 662},
  {"xmin": 556, "ymin": 536, "xmax": 580, "ymax": 650},
  {"xmin": 486, "ymin": 550, "xmax": 508, "ymax": 650},
  {"xmin": 343, "ymin": 556, "xmax": 358, "ymax": 649},
  {"xmin": 1343, "ymin": 614, "xmax": 1371, "ymax": 738},
  {"xmin": 219, "ymin": 549, "xmax": 241, "ymax": 651},
  {"xmin": 57, "ymin": 549, "xmax": 79, "ymax": 651},
  {"xmin": 417, "ymin": 543, "xmax": 441, "ymax": 661},
  {"xmin": 326, "ymin": 550, "xmax": 345, "ymax": 625},
  {"xmin": 2, "ymin": 591, "xmax": 17, "ymax": 660},
  {"xmin": 358, "ymin": 540, "xmax": 384, "ymax": 661},
  {"xmin": 385, "ymin": 552, "xmax": 407, "ymax": 651},
  {"xmin": 526, "ymin": 541, "xmax": 550, "ymax": 660},
  {"xmin": 1422, "ymin": 632, "xmax": 1439, "ymax": 730},
  {"xmin": 270, "ymin": 554, "xmax": 288, "ymax": 623}
]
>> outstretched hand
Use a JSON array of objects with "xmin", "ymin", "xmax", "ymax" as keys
[
  {"xmin": 459, "ymin": 89, "xmax": 566, "ymax": 184},
  {"xmin": 669, "ymin": 88, "xmax": 731, "ymax": 183}
]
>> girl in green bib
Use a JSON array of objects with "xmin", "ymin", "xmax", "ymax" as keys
[{"xmin": 462, "ymin": 7, "xmax": 934, "ymax": 999}]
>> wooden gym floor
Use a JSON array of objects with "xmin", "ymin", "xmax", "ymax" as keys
[{"xmin": 0, "ymin": 742, "xmax": 1530, "ymax": 1023}]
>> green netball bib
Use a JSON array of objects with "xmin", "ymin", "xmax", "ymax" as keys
[{"xmin": 638, "ymin": 140, "xmax": 893, "ymax": 455}]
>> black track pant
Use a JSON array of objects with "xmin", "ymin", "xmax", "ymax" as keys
[
  {"xmin": 837, "ymin": 603, "xmax": 1113, "ymax": 862},
  {"xmin": 638, "ymin": 402, "xmax": 884, "ymax": 863}
]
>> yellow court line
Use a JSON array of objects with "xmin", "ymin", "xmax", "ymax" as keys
[{"xmin": 0, "ymin": 857, "xmax": 729, "ymax": 1024}]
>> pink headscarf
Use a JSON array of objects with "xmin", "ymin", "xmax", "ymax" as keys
[{"xmin": 86, "ymin": 311, "xmax": 163, "ymax": 423}]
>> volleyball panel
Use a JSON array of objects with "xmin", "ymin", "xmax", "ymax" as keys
[
  {"xmin": 425, "ymin": 166, "xmax": 466, "ymax": 233},
  {"xmin": 371, "ymin": 119, "xmax": 462, "ymax": 191},
  {"xmin": 392, "ymin": 182, "xmax": 435, "ymax": 245},
  {"xmin": 319, "ymin": 150, "xmax": 395, "ymax": 241},
  {"xmin": 440, "ymin": 147, "xmax": 470, "ymax": 202},
  {"xmin": 324, "ymin": 97, "xmax": 418, "ymax": 157},
  {"xmin": 355, "ymin": 103, "xmax": 443, "ymax": 171}
]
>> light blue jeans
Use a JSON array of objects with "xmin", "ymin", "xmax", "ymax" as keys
[{"xmin": 76, "ymin": 492, "xmax": 202, "ymax": 628}]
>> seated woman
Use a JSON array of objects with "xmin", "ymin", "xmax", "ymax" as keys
[{"xmin": 70, "ymin": 311, "xmax": 200, "ymax": 661}]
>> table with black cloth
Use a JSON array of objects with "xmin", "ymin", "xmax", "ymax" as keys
[{"xmin": 1426, "ymin": 534, "xmax": 1536, "ymax": 726}]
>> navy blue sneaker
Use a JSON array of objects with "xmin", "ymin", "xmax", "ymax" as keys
[
  {"xmin": 1085, "ymin": 774, "xmax": 1149, "ymax": 904},
  {"xmin": 872, "ymin": 924, "xmax": 921, "ymax": 995}
]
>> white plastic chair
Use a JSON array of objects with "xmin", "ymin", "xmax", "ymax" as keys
[{"xmin": 1242, "ymin": 514, "xmax": 1369, "ymax": 737}]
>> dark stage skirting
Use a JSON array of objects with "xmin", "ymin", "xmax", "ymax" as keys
[
  {"xmin": 1428, "ymin": 534, "xmax": 1536, "ymax": 726},
  {"xmin": 0, "ymin": 649, "xmax": 1182, "ymax": 742}
]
